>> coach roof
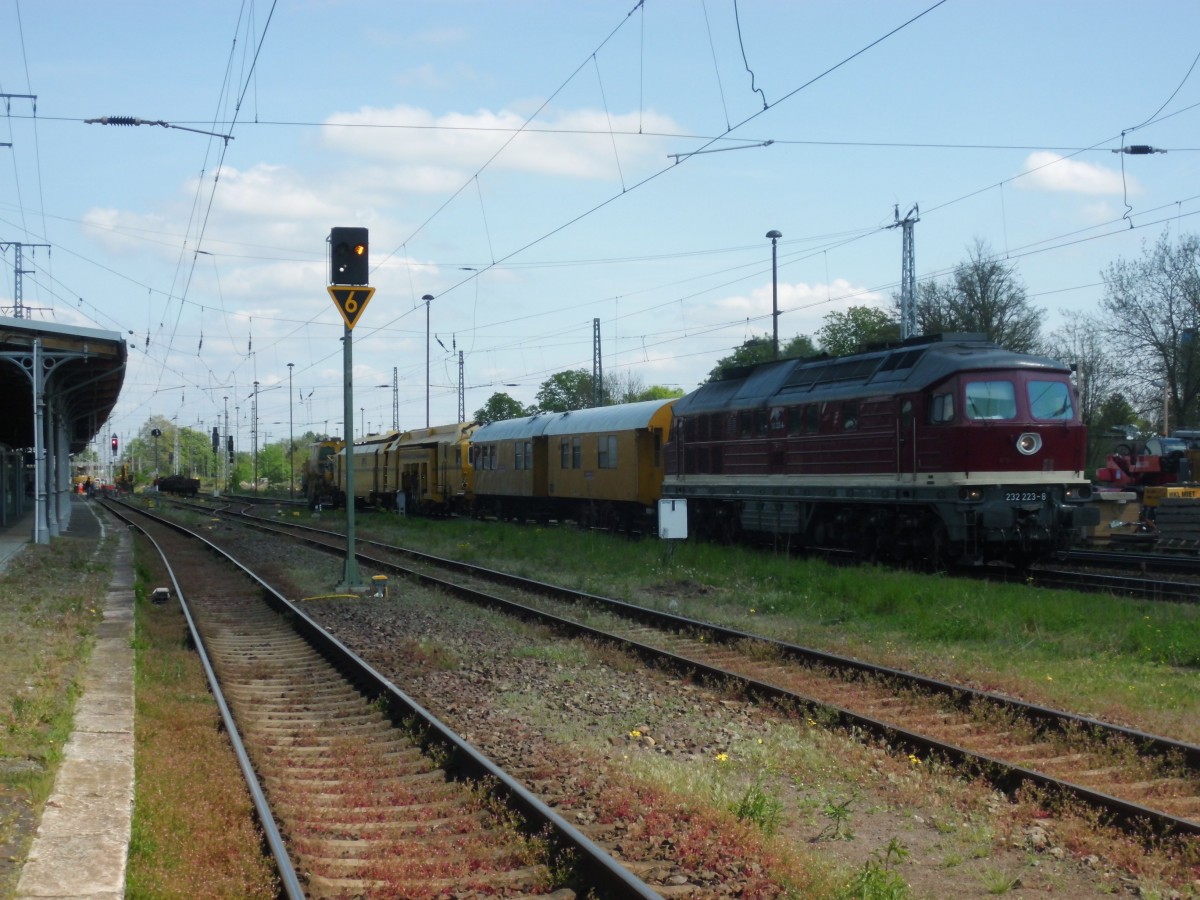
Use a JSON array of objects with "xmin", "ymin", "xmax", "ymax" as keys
[
  {"xmin": 539, "ymin": 398, "xmax": 674, "ymax": 436},
  {"xmin": 474, "ymin": 399, "xmax": 675, "ymax": 443}
]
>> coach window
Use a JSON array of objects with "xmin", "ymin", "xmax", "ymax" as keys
[
  {"xmin": 598, "ymin": 434, "xmax": 617, "ymax": 469},
  {"xmin": 560, "ymin": 439, "xmax": 569, "ymax": 469},
  {"xmin": 901, "ymin": 400, "xmax": 913, "ymax": 429},
  {"xmin": 572, "ymin": 436, "xmax": 582, "ymax": 468},
  {"xmin": 739, "ymin": 411, "xmax": 751, "ymax": 437},
  {"xmin": 965, "ymin": 380, "xmax": 1017, "ymax": 420},
  {"xmin": 930, "ymin": 392, "xmax": 955, "ymax": 424},
  {"xmin": 514, "ymin": 440, "xmax": 524, "ymax": 470},
  {"xmin": 524, "ymin": 441, "xmax": 533, "ymax": 470}
]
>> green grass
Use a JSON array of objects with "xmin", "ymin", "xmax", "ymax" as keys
[{"xmin": 356, "ymin": 513, "xmax": 1200, "ymax": 743}]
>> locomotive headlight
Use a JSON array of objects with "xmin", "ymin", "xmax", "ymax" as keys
[{"xmin": 1016, "ymin": 432, "xmax": 1042, "ymax": 456}]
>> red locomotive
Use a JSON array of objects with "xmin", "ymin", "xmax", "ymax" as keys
[{"xmin": 662, "ymin": 333, "xmax": 1099, "ymax": 566}]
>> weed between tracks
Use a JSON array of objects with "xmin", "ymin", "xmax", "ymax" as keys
[{"xmin": 125, "ymin": 536, "xmax": 279, "ymax": 898}]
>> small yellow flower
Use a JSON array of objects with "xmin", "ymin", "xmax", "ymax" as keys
[
  {"xmin": 629, "ymin": 729, "xmax": 641, "ymax": 738},
  {"xmin": 715, "ymin": 752, "xmax": 729, "ymax": 763},
  {"xmin": 806, "ymin": 718, "xmax": 816, "ymax": 727},
  {"xmin": 1045, "ymin": 675, "xmax": 1053, "ymax": 681},
  {"xmin": 908, "ymin": 753, "xmax": 921, "ymax": 766},
  {"xmin": 749, "ymin": 608, "xmax": 756, "ymax": 614}
]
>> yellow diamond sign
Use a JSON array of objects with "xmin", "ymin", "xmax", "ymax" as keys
[{"xmin": 327, "ymin": 286, "xmax": 376, "ymax": 330}]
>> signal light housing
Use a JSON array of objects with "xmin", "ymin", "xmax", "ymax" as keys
[
  {"xmin": 111, "ymin": 433, "xmax": 118, "ymax": 455},
  {"xmin": 330, "ymin": 226, "xmax": 369, "ymax": 285}
]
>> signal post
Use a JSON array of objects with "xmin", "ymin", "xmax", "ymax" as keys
[{"xmin": 328, "ymin": 227, "xmax": 374, "ymax": 590}]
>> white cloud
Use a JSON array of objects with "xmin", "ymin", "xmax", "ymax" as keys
[
  {"xmin": 1017, "ymin": 151, "xmax": 1134, "ymax": 195},
  {"xmin": 319, "ymin": 104, "xmax": 679, "ymax": 187}
]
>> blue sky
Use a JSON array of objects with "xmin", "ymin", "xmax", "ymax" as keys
[{"xmin": 1, "ymin": 1, "xmax": 1198, "ymax": 450}]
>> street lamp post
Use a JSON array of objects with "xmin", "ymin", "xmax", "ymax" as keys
[
  {"xmin": 422, "ymin": 294, "xmax": 434, "ymax": 427},
  {"xmin": 766, "ymin": 230, "xmax": 782, "ymax": 360},
  {"xmin": 287, "ymin": 363, "xmax": 294, "ymax": 500}
]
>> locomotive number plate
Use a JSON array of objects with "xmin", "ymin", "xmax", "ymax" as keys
[{"xmin": 1005, "ymin": 491, "xmax": 1047, "ymax": 502}]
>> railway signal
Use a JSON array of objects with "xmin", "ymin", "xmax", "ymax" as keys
[
  {"xmin": 330, "ymin": 226, "xmax": 368, "ymax": 285},
  {"xmin": 111, "ymin": 433, "xmax": 118, "ymax": 455}
]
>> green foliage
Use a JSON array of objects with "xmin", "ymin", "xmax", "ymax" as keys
[
  {"xmin": 817, "ymin": 306, "xmax": 900, "ymax": 356},
  {"xmin": 474, "ymin": 392, "xmax": 529, "ymax": 424},
  {"xmin": 730, "ymin": 779, "xmax": 784, "ymax": 835},
  {"xmin": 840, "ymin": 839, "xmax": 912, "ymax": 900},
  {"xmin": 907, "ymin": 238, "xmax": 1043, "ymax": 352},
  {"xmin": 625, "ymin": 384, "xmax": 685, "ymax": 402},
  {"xmin": 816, "ymin": 795, "xmax": 855, "ymax": 841},
  {"xmin": 1101, "ymin": 231, "xmax": 1200, "ymax": 428},
  {"xmin": 534, "ymin": 369, "xmax": 598, "ymax": 412},
  {"xmin": 707, "ymin": 333, "xmax": 818, "ymax": 382}
]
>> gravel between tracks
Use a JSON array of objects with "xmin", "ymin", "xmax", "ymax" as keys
[{"xmin": 210, "ymin": 519, "xmax": 1192, "ymax": 898}]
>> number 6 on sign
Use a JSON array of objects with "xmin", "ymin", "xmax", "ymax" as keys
[{"xmin": 327, "ymin": 286, "xmax": 376, "ymax": 330}]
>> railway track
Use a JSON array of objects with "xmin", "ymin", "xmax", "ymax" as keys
[
  {"xmin": 103, "ymin": 499, "xmax": 658, "ymax": 898},
  {"xmin": 184, "ymin": 500, "xmax": 1200, "ymax": 844}
]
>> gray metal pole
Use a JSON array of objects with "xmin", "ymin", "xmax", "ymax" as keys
[
  {"xmin": 340, "ymin": 327, "xmax": 360, "ymax": 589},
  {"xmin": 288, "ymin": 363, "xmax": 294, "ymax": 500}
]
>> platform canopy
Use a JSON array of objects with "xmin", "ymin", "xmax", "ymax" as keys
[{"xmin": 0, "ymin": 317, "xmax": 127, "ymax": 453}]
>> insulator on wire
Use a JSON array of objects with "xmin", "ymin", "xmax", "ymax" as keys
[{"xmin": 1113, "ymin": 144, "xmax": 1166, "ymax": 155}]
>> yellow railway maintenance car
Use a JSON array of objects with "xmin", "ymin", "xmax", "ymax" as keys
[
  {"xmin": 471, "ymin": 399, "xmax": 675, "ymax": 530},
  {"xmin": 302, "ymin": 438, "xmax": 345, "ymax": 508},
  {"xmin": 386, "ymin": 422, "xmax": 477, "ymax": 515},
  {"xmin": 335, "ymin": 431, "xmax": 400, "ymax": 508}
]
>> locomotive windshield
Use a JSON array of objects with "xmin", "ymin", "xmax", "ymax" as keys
[
  {"xmin": 1028, "ymin": 380, "xmax": 1074, "ymax": 420},
  {"xmin": 964, "ymin": 380, "xmax": 1016, "ymax": 420}
]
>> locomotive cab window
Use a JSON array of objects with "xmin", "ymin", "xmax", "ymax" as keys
[
  {"xmin": 965, "ymin": 380, "xmax": 1016, "ymax": 420},
  {"xmin": 1028, "ymin": 380, "xmax": 1074, "ymax": 420},
  {"xmin": 842, "ymin": 401, "xmax": 858, "ymax": 431},
  {"xmin": 930, "ymin": 392, "xmax": 955, "ymax": 424}
]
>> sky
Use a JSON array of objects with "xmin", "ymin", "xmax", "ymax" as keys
[{"xmin": 1, "ymin": 0, "xmax": 1198, "ymax": 453}]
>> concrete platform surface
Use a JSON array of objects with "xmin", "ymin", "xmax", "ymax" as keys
[{"xmin": 15, "ymin": 501, "xmax": 134, "ymax": 899}]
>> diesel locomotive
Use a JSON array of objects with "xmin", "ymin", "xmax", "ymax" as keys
[{"xmin": 662, "ymin": 333, "xmax": 1099, "ymax": 565}]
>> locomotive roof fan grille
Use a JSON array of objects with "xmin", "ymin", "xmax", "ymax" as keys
[{"xmin": 1016, "ymin": 432, "xmax": 1042, "ymax": 455}]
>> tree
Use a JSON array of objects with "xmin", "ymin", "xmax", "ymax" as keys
[
  {"xmin": 1040, "ymin": 315, "xmax": 1113, "ymax": 426},
  {"xmin": 602, "ymin": 371, "xmax": 685, "ymax": 404},
  {"xmin": 1099, "ymin": 231, "xmax": 1200, "ymax": 429},
  {"xmin": 627, "ymin": 384, "xmax": 685, "ymax": 402},
  {"xmin": 473, "ymin": 392, "xmax": 529, "ymax": 424},
  {"xmin": 534, "ymin": 370, "xmax": 597, "ymax": 413},
  {"xmin": 816, "ymin": 306, "xmax": 899, "ymax": 356},
  {"xmin": 706, "ymin": 333, "xmax": 818, "ymax": 382},
  {"xmin": 909, "ymin": 238, "xmax": 1044, "ymax": 352}
]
